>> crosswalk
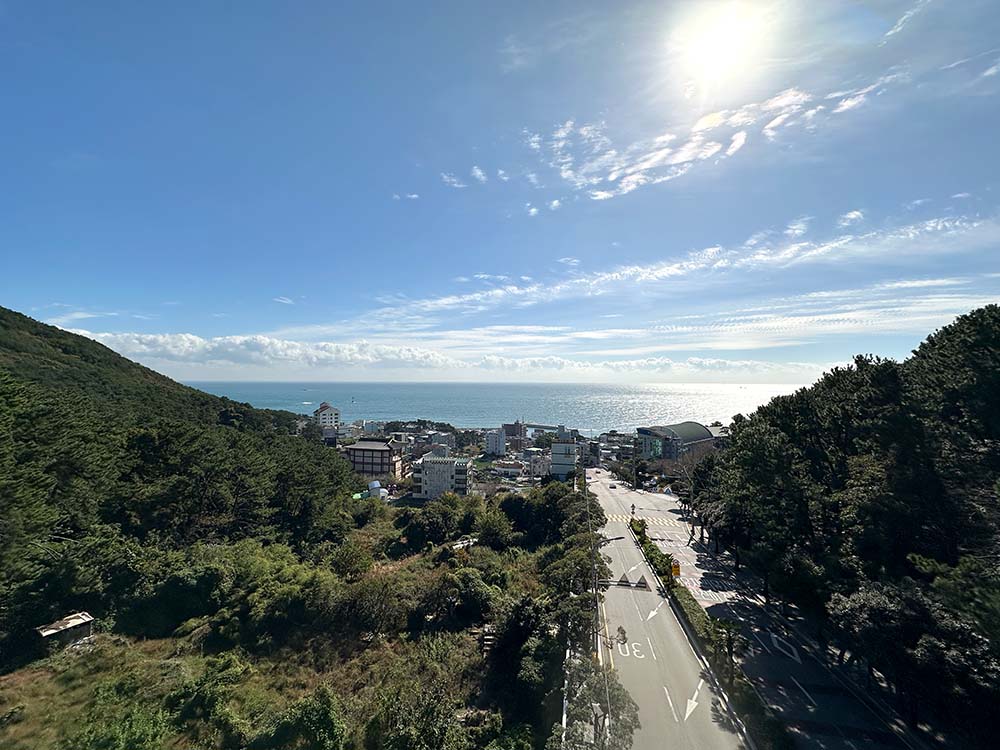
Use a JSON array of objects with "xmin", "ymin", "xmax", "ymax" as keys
[{"xmin": 606, "ymin": 513, "xmax": 686, "ymax": 528}]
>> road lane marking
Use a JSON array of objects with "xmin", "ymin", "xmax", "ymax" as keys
[
  {"xmin": 752, "ymin": 631, "xmax": 772, "ymax": 654},
  {"xmin": 627, "ymin": 563, "xmax": 640, "ymax": 575},
  {"xmin": 645, "ymin": 600, "xmax": 666, "ymax": 621},
  {"xmin": 770, "ymin": 631, "xmax": 802, "ymax": 664},
  {"xmin": 683, "ymin": 679, "xmax": 704, "ymax": 721},
  {"xmin": 789, "ymin": 675, "xmax": 817, "ymax": 707},
  {"xmin": 601, "ymin": 600, "xmax": 614, "ymax": 669},
  {"xmin": 662, "ymin": 687, "xmax": 679, "ymax": 723},
  {"xmin": 646, "ymin": 637, "xmax": 656, "ymax": 661}
]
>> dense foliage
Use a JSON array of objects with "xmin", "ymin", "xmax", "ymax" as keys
[
  {"xmin": 688, "ymin": 306, "xmax": 1000, "ymax": 747},
  {"xmin": 0, "ymin": 307, "xmax": 621, "ymax": 749}
]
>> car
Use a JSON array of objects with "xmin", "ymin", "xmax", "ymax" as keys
[{"xmin": 609, "ymin": 483, "xmax": 617, "ymax": 489}]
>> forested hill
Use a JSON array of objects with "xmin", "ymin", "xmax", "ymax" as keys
[
  {"xmin": 689, "ymin": 304, "xmax": 1000, "ymax": 747},
  {"xmin": 0, "ymin": 305, "xmax": 294, "ymax": 431}
]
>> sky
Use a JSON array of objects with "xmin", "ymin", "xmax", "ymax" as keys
[{"xmin": 3, "ymin": 0, "xmax": 1000, "ymax": 383}]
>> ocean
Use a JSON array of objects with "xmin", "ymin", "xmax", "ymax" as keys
[{"xmin": 187, "ymin": 381, "xmax": 804, "ymax": 436}]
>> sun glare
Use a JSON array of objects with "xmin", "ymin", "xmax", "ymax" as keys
[{"xmin": 673, "ymin": 2, "xmax": 771, "ymax": 91}]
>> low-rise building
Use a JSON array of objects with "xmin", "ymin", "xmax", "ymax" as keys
[
  {"xmin": 637, "ymin": 422, "xmax": 715, "ymax": 460},
  {"xmin": 413, "ymin": 455, "xmax": 472, "ymax": 499},
  {"xmin": 313, "ymin": 402, "xmax": 341, "ymax": 430},
  {"xmin": 345, "ymin": 440, "xmax": 405, "ymax": 479},
  {"xmin": 550, "ymin": 439, "xmax": 578, "ymax": 480},
  {"xmin": 486, "ymin": 428, "xmax": 507, "ymax": 456},
  {"xmin": 494, "ymin": 459, "xmax": 525, "ymax": 478},
  {"xmin": 36, "ymin": 611, "xmax": 94, "ymax": 647}
]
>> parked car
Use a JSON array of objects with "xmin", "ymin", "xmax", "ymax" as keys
[{"xmin": 609, "ymin": 483, "xmax": 617, "ymax": 489}]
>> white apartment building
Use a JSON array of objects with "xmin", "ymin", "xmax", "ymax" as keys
[
  {"xmin": 313, "ymin": 402, "xmax": 341, "ymax": 430},
  {"xmin": 550, "ymin": 439, "xmax": 578, "ymax": 480},
  {"xmin": 486, "ymin": 428, "xmax": 507, "ymax": 456},
  {"xmin": 413, "ymin": 456, "xmax": 472, "ymax": 500}
]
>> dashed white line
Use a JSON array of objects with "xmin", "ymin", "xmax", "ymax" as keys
[
  {"xmin": 790, "ymin": 675, "xmax": 817, "ymax": 707},
  {"xmin": 662, "ymin": 686, "xmax": 679, "ymax": 723}
]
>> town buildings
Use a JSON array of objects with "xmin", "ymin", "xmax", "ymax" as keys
[
  {"xmin": 550, "ymin": 439, "xmax": 578, "ymax": 480},
  {"xmin": 413, "ymin": 455, "xmax": 472, "ymax": 499},
  {"xmin": 636, "ymin": 422, "xmax": 715, "ymax": 460},
  {"xmin": 313, "ymin": 402, "xmax": 341, "ymax": 430},
  {"xmin": 344, "ymin": 439, "xmax": 405, "ymax": 479},
  {"xmin": 485, "ymin": 428, "xmax": 507, "ymax": 456}
]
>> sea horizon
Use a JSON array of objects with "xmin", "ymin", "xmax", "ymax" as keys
[{"xmin": 189, "ymin": 380, "xmax": 806, "ymax": 435}]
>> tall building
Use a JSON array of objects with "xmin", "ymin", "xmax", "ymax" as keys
[
  {"xmin": 486, "ymin": 428, "xmax": 506, "ymax": 456},
  {"xmin": 313, "ymin": 402, "xmax": 341, "ymax": 430},
  {"xmin": 550, "ymin": 439, "xmax": 578, "ymax": 480},
  {"xmin": 502, "ymin": 420, "xmax": 527, "ymax": 452},
  {"xmin": 413, "ymin": 455, "xmax": 472, "ymax": 500}
]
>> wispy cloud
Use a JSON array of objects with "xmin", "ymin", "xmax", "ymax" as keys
[
  {"xmin": 879, "ymin": 0, "xmax": 932, "ymax": 46},
  {"xmin": 784, "ymin": 217, "xmax": 811, "ymax": 237},
  {"xmin": 837, "ymin": 210, "xmax": 865, "ymax": 227},
  {"xmin": 558, "ymin": 257, "xmax": 580, "ymax": 266},
  {"xmin": 440, "ymin": 172, "xmax": 467, "ymax": 189},
  {"xmin": 273, "ymin": 296, "xmax": 294, "ymax": 305},
  {"xmin": 497, "ymin": 169, "xmax": 509, "ymax": 181},
  {"xmin": 549, "ymin": 199, "xmax": 561, "ymax": 210},
  {"xmin": 471, "ymin": 165, "xmax": 487, "ymax": 183},
  {"xmin": 46, "ymin": 310, "xmax": 119, "ymax": 327}
]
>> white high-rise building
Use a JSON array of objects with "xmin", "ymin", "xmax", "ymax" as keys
[
  {"xmin": 486, "ymin": 428, "xmax": 507, "ymax": 456},
  {"xmin": 313, "ymin": 402, "xmax": 341, "ymax": 430},
  {"xmin": 413, "ymin": 456, "xmax": 472, "ymax": 500},
  {"xmin": 550, "ymin": 440, "xmax": 578, "ymax": 480}
]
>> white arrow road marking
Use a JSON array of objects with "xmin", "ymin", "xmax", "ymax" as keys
[
  {"xmin": 684, "ymin": 679, "xmax": 704, "ymax": 722},
  {"xmin": 662, "ymin": 687, "xmax": 679, "ymax": 723},
  {"xmin": 627, "ymin": 563, "xmax": 641, "ymax": 575},
  {"xmin": 646, "ymin": 600, "xmax": 666, "ymax": 621}
]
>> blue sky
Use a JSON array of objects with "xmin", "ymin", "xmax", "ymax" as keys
[{"xmin": 3, "ymin": 0, "xmax": 999, "ymax": 382}]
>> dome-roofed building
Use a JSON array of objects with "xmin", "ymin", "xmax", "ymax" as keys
[{"xmin": 637, "ymin": 421, "xmax": 714, "ymax": 460}]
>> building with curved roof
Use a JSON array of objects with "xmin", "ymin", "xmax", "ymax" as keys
[{"xmin": 637, "ymin": 421, "xmax": 714, "ymax": 460}]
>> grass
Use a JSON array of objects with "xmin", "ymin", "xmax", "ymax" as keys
[{"xmin": 0, "ymin": 630, "xmax": 484, "ymax": 750}]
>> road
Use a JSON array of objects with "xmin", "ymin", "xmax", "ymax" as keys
[
  {"xmin": 588, "ymin": 468, "xmax": 746, "ymax": 750},
  {"xmin": 588, "ymin": 468, "xmax": 914, "ymax": 750}
]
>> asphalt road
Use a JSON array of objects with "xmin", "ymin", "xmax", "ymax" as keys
[
  {"xmin": 588, "ymin": 469, "xmax": 915, "ymax": 750},
  {"xmin": 588, "ymin": 469, "xmax": 746, "ymax": 750}
]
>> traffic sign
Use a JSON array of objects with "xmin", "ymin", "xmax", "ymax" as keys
[{"xmin": 671, "ymin": 561, "xmax": 680, "ymax": 577}]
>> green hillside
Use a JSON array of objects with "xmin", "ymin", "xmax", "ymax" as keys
[
  {"xmin": 0, "ymin": 306, "xmax": 294, "ymax": 431},
  {"xmin": 0, "ymin": 305, "xmax": 611, "ymax": 750}
]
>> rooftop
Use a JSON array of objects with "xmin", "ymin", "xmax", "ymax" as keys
[
  {"xmin": 639, "ymin": 421, "xmax": 713, "ymax": 444},
  {"xmin": 36, "ymin": 611, "xmax": 94, "ymax": 638}
]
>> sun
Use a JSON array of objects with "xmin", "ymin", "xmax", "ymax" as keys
[{"xmin": 673, "ymin": 2, "xmax": 771, "ymax": 91}]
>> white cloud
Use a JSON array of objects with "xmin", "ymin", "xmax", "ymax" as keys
[
  {"xmin": 837, "ymin": 210, "xmax": 865, "ymax": 227},
  {"xmin": 471, "ymin": 165, "xmax": 487, "ymax": 183},
  {"xmin": 526, "ymin": 172, "xmax": 540, "ymax": 187},
  {"xmin": 46, "ymin": 310, "xmax": 118, "ymax": 327},
  {"xmin": 833, "ymin": 94, "xmax": 867, "ymax": 113},
  {"xmin": 558, "ymin": 257, "xmax": 580, "ymax": 266},
  {"xmin": 983, "ymin": 61, "xmax": 1000, "ymax": 78},
  {"xmin": 951, "ymin": 192, "xmax": 971, "ymax": 199},
  {"xmin": 879, "ymin": 0, "xmax": 932, "ymax": 46},
  {"xmin": 406, "ymin": 193, "xmax": 419, "ymax": 200},
  {"xmin": 473, "ymin": 273, "xmax": 510, "ymax": 282},
  {"xmin": 526, "ymin": 203, "xmax": 539, "ymax": 217},
  {"xmin": 440, "ymin": 172, "xmax": 467, "ymax": 188},
  {"xmin": 784, "ymin": 217, "xmax": 811, "ymax": 237},
  {"xmin": 726, "ymin": 131, "xmax": 747, "ymax": 156},
  {"xmin": 549, "ymin": 199, "xmax": 561, "ymax": 210},
  {"xmin": 272, "ymin": 297, "xmax": 294, "ymax": 305},
  {"xmin": 497, "ymin": 169, "xmax": 509, "ymax": 181}
]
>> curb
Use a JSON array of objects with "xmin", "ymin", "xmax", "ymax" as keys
[{"xmin": 625, "ymin": 520, "xmax": 758, "ymax": 750}]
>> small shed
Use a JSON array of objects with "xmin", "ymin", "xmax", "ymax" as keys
[{"xmin": 36, "ymin": 611, "xmax": 95, "ymax": 647}]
